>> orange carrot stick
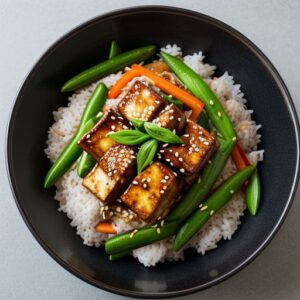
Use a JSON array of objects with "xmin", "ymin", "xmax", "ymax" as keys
[
  {"xmin": 131, "ymin": 64, "xmax": 204, "ymax": 120},
  {"xmin": 231, "ymin": 142, "xmax": 250, "ymax": 170},
  {"xmin": 108, "ymin": 69, "xmax": 139, "ymax": 99},
  {"xmin": 95, "ymin": 220, "xmax": 117, "ymax": 234}
]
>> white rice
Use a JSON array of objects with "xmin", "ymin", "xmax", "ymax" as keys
[{"xmin": 45, "ymin": 44, "xmax": 264, "ymax": 267}]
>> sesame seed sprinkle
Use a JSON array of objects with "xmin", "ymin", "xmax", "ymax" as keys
[
  {"xmin": 232, "ymin": 136, "xmax": 237, "ymax": 141},
  {"xmin": 132, "ymin": 181, "xmax": 138, "ymax": 185},
  {"xmin": 129, "ymin": 229, "xmax": 138, "ymax": 238},
  {"xmin": 230, "ymin": 190, "xmax": 235, "ymax": 194},
  {"xmin": 217, "ymin": 112, "xmax": 222, "ymax": 118},
  {"xmin": 200, "ymin": 205, "xmax": 208, "ymax": 211},
  {"xmin": 209, "ymin": 100, "xmax": 214, "ymax": 105},
  {"xmin": 210, "ymin": 210, "xmax": 214, "ymax": 216},
  {"xmin": 180, "ymin": 168, "xmax": 185, "ymax": 173},
  {"xmin": 157, "ymin": 228, "xmax": 161, "ymax": 234}
]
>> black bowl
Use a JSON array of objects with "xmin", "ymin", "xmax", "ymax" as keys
[{"xmin": 6, "ymin": 6, "xmax": 300, "ymax": 298}]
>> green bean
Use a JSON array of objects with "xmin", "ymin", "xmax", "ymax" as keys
[
  {"xmin": 77, "ymin": 42, "xmax": 121, "ymax": 178},
  {"xmin": 108, "ymin": 40, "xmax": 121, "ymax": 59},
  {"xmin": 44, "ymin": 116, "xmax": 101, "ymax": 188},
  {"xmin": 160, "ymin": 51, "xmax": 236, "ymax": 141},
  {"xmin": 174, "ymin": 165, "xmax": 255, "ymax": 251},
  {"xmin": 197, "ymin": 109, "xmax": 211, "ymax": 132},
  {"xmin": 105, "ymin": 220, "xmax": 180, "ymax": 255},
  {"xmin": 61, "ymin": 45, "xmax": 156, "ymax": 92},
  {"xmin": 246, "ymin": 170, "xmax": 261, "ymax": 215},
  {"xmin": 77, "ymin": 152, "xmax": 97, "ymax": 178}
]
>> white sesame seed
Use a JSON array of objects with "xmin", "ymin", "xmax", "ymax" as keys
[
  {"xmin": 177, "ymin": 118, "xmax": 181, "ymax": 122},
  {"xmin": 180, "ymin": 168, "xmax": 185, "ymax": 173},
  {"xmin": 143, "ymin": 183, "xmax": 147, "ymax": 189},
  {"xmin": 157, "ymin": 228, "xmax": 161, "ymax": 234},
  {"xmin": 164, "ymin": 175, "xmax": 170, "ymax": 179},
  {"xmin": 111, "ymin": 125, "xmax": 116, "ymax": 130},
  {"xmin": 217, "ymin": 112, "xmax": 222, "ymax": 118},
  {"xmin": 108, "ymin": 172, "xmax": 112, "ymax": 177},
  {"xmin": 129, "ymin": 229, "xmax": 138, "ymax": 238},
  {"xmin": 160, "ymin": 220, "xmax": 165, "ymax": 227},
  {"xmin": 163, "ymin": 186, "xmax": 167, "ymax": 190},
  {"xmin": 160, "ymin": 190, "xmax": 165, "ymax": 194},
  {"xmin": 208, "ymin": 160, "xmax": 212, "ymax": 164},
  {"xmin": 230, "ymin": 190, "xmax": 235, "ymax": 194},
  {"xmin": 199, "ymin": 203, "xmax": 203, "ymax": 208},
  {"xmin": 170, "ymin": 162, "xmax": 174, "ymax": 166},
  {"xmin": 132, "ymin": 181, "xmax": 138, "ymax": 185},
  {"xmin": 166, "ymin": 158, "xmax": 170, "ymax": 162},
  {"xmin": 170, "ymin": 116, "xmax": 174, "ymax": 120},
  {"xmin": 232, "ymin": 136, "xmax": 237, "ymax": 141},
  {"xmin": 162, "ymin": 143, "xmax": 169, "ymax": 147},
  {"xmin": 111, "ymin": 116, "xmax": 116, "ymax": 120},
  {"xmin": 210, "ymin": 210, "xmax": 214, "ymax": 216},
  {"xmin": 175, "ymin": 152, "xmax": 179, "ymax": 157},
  {"xmin": 179, "ymin": 157, "xmax": 183, "ymax": 162},
  {"xmin": 198, "ymin": 177, "xmax": 201, "ymax": 183},
  {"xmin": 209, "ymin": 100, "xmax": 214, "ymax": 105},
  {"xmin": 200, "ymin": 205, "xmax": 208, "ymax": 211},
  {"xmin": 161, "ymin": 179, "xmax": 167, "ymax": 183},
  {"xmin": 147, "ymin": 178, "xmax": 151, "ymax": 182}
]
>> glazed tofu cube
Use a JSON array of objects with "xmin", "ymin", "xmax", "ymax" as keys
[
  {"xmin": 117, "ymin": 80, "xmax": 166, "ymax": 121},
  {"xmin": 162, "ymin": 120, "xmax": 217, "ymax": 175},
  {"xmin": 152, "ymin": 104, "xmax": 186, "ymax": 133},
  {"xmin": 83, "ymin": 145, "xmax": 136, "ymax": 203},
  {"xmin": 78, "ymin": 109, "xmax": 130, "ymax": 159},
  {"xmin": 121, "ymin": 162, "xmax": 181, "ymax": 223}
]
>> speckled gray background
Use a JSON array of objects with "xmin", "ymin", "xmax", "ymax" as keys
[{"xmin": 1, "ymin": 1, "xmax": 300, "ymax": 299}]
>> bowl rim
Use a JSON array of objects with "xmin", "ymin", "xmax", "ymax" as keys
[{"xmin": 5, "ymin": 5, "xmax": 300, "ymax": 299}]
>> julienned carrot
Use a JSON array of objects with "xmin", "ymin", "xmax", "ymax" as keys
[
  {"xmin": 231, "ymin": 143, "xmax": 250, "ymax": 170},
  {"xmin": 95, "ymin": 220, "xmax": 117, "ymax": 234},
  {"xmin": 108, "ymin": 69, "xmax": 139, "ymax": 99},
  {"xmin": 131, "ymin": 64, "xmax": 204, "ymax": 120}
]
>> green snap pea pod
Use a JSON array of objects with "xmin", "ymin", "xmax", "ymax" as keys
[
  {"xmin": 197, "ymin": 109, "xmax": 211, "ymax": 132},
  {"xmin": 77, "ymin": 82, "xmax": 107, "ymax": 127},
  {"xmin": 44, "ymin": 116, "xmax": 101, "ymax": 188},
  {"xmin": 246, "ymin": 170, "xmax": 261, "ymax": 215},
  {"xmin": 62, "ymin": 45, "xmax": 156, "ymax": 92},
  {"xmin": 174, "ymin": 165, "xmax": 255, "ymax": 251},
  {"xmin": 77, "ymin": 152, "xmax": 97, "ymax": 178},
  {"xmin": 77, "ymin": 44, "xmax": 121, "ymax": 178},
  {"xmin": 105, "ymin": 221, "xmax": 180, "ymax": 255},
  {"xmin": 160, "ymin": 51, "xmax": 236, "ymax": 141},
  {"xmin": 109, "ymin": 251, "xmax": 130, "ymax": 261},
  {"xmin": 108, "ymin": 40, "xmax": 121, "ymax": 59},
  {"xmin": 45, "ymin": 83, "xmax": 107, "ymax": 186}
]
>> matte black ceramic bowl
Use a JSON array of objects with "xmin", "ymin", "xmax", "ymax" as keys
[{"xmin": 6, "ymin": 6, "xmax": 300, "ymax": 298}]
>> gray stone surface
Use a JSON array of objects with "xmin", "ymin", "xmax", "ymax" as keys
[{"xmin": 1, "ymin": 0, "xmax": 299, "ymax": 299}]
